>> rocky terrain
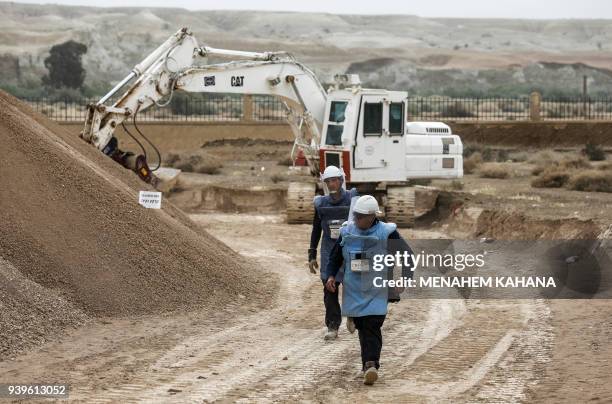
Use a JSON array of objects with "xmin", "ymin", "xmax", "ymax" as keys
[{"xmin": 1, "ymin": 2, "xmax": 612, "ymax": 96}]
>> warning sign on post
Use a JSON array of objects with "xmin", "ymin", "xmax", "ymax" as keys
[{"xmin": 139, "ymin": 191, "xmax": 162, "ymax": 209}]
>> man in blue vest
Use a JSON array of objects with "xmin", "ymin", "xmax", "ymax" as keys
[
  {"xmin": 309, "ymin": 165, "xmax": 358, "ymax": 340},
  {"xmin": 325, "ymin": 195, "xmax": 414, "ymax": 385}
]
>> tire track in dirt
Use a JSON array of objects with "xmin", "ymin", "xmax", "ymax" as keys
[
  {"xmin": 85, "ymin": 231, "xmax": 364, "ymax": 403},
  {"xmin": 300, "ymin": 299, "xmax": 551, "ymax": 403},
  {"xmin": 86, "ymin": 215, "xmax": 552, "ymax": 403},
  {"xmin": 2, "ymin": 214, "xmax": 553, "ymax": 403}
]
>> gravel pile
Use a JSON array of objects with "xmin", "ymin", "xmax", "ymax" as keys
[{"xmin": 0, "ymin": 90, "xmax": 264, "ymax": 358}]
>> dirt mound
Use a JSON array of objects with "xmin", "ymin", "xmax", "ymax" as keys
[
  {"xmin": 454, "ymin": 122, "xmax": 612, "ymax": 147},
  {"xmin": 0, "ymin": 90, "xmax": 269, "ymax": 356},
  {"xmin": 473, "ymin": 210, "xmax": 601, "ymax": 240},
  {"xmin": 428, "ymin": 191, "xmax": 603, "ymax": 240},
  {"xmin": 200, "ymin": 137, "xmax": 293, "ymax": 162},
  {"xmin": 202, "ymin": 138, "xmax": 293, "ymax": 148},
  {"xmin": 0, "ymin": 257, "xmax": 88, "ymax": 357},
  {"xmin": 164, "ymin": 150, "xmax": 223, "ymax": 174}
]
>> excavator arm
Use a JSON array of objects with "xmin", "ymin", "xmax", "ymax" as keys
[
  {"xmin": 177, "ymin": 60, "xmax": 327, "ymax": 171},
  {"xmin": 81, "ymin": 27, "xmax": 328, "ymax": 182}
]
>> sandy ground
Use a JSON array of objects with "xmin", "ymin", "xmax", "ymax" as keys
[
  {"xmin": 166, "ymin": 140, "xmax": 612, "ymax": 230},
  {"xmin": 1, "ymin": 213, "xmax": 610, "ymax": 402},
  {"xmin": 1, "ymin": 91, "xmax": 611, "ymax": 402}
]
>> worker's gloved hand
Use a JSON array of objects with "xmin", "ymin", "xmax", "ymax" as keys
[
  {"xmin": 308, "ymin": 248, "xmax": 318, "ymax": 274},
  {"xmin": 388, "ymin": 285, "xmax": 404, "ymax": 303},
  {"xmin": 309, "ymin": 259, "xmax": 318, "ymax": 274},
  {"xmin": 325, "ymin": 276, "xmax": 337, "ymax": 293}
]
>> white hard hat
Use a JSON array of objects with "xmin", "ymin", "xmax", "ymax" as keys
[
  {"xmin": 353, "ymin": 195, "xmax": 381, "ymax": 215},
  {"xmin": 321, "ymin": 165, "xmax": 344, "ymax": 181}
]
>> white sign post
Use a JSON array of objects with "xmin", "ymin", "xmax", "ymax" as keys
[{"xmin": 138, "ymin": 191, "xmax": 162, "ymax": 209}]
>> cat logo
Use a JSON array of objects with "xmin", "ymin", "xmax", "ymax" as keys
[
  {"xmin": 231, "ymin": 76, "xmax": 244, "ymax": 87},
  {"xmin": 204, "ymin": 76, "xmax": 215, "ymax": 86}
]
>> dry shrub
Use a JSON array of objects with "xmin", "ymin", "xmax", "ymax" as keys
[
  {"xmin": 481, "ymin": 147, "xmax": 494, "ymax": 162},
  {"xmin": 463, "ymin": 144, "xmax": 506, "ymax": 162},
  {"xmin": 531, "ymin": 169, "xmax": 570, "ymax": 188},
  {"xmin": 479, "ymin": 163, "xmax": 510, "ymax": 179},
  {"xmin": 531, "ymin": 165, "xmax": 545, "ymax": 176},
  {"xmin": 582, "ymin": 143, "xmax": 606, "ymax": 161},
  {"xmin": 447, "ymin": 180, "xmax": 464, "ymax": 190},
  {"xmin": 496, "ymin": 149, "xmax": 509, "ymax": 162},
  {"xmin": 463, "ymin": 152, "xmax": 483, "ymax": 174},
  {"xmin": 508, "ymin": 151, "xmax": 528, "ymax": 162},
  {"xmin": 566, "ymin": 170, "xmax": 612, "ymax": 193},
  {"xmin": 530, "ymin": 156, "xmax": 612, "ymax": 192},
  {"xmin": 270, "ymin": 173, "xmax": 287, "ymax": 183},
  {"xmin": 558, "ymin": 156, "xmax": 591, "ymax": 170},
  {"xmin": 528, "ymin": 149, "xmax": 563, "ymax": 164},
  {"xmin": 167, "ymin": 151, "xmax": 223, "ymax": 174},
  {"xmin": 163, "ymin": 152, "xmax": 181, "ymax": 166},
  {"xmin": 173, "ymin": 160, "xmax": 194, "ymax": 172},
  {"xmin": 531, "ymin": 154, "xmax": 591, "ymax": 175},
  {"xmin": 597, "ymin": 161, "xmax": 612, "ymax": 171},
  {"xmin": 462, "ymin": 143, "xmax": 481, "ymax": 158},
  {"xmin": 195, "ymin": 164, "xmax": 221, "ymax": 175}
]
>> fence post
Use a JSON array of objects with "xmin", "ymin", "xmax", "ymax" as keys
[
  {"xmin": 243, "ymin": 94, "xmax": 254, "ymax": 121},
  {"xmin": 586, "ymin": 96, "xmax": 591, "ymax": 120},
  {"xmin": 529, "ymin": 91, "xmax": 541, "ymax": 121}
]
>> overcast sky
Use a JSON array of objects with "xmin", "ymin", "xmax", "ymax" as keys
[{"xmin": 4, "ymin": 0, "xmax": 612, "ymax": 19}]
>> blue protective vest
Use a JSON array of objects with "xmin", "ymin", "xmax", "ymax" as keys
[
  {"xmin": 314, "ymin": 188, "xmax": 357, "ymax": 281},
  {"xmin": 340, "ymin": 220, "xmax": 397, "ymax": 317}
]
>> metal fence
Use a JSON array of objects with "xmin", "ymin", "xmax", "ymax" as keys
[
  {"xmin": 20, "ymin": 95, "xmax": 612, "ymax": 122},
  {"xmin": 21, "ymin": 95, "xmax": 287, "ymax": 122},
  {"xmin": 407, "ymin": 96, "xmax": 612, "ymax": 121},
  {"xmin": 540, "ymin": 97, "xmax": 612, "ymax": 121},
  {"xmin": 252, "ymin": 95, "xmax": 286, "ymax": 121},
  {"xmin": 407, "ymin": 97, "xmax": 531, "ymax": 121},
  {"xmin": 166, "ymin": 96, "xmax": 244, "ymax": 121}
]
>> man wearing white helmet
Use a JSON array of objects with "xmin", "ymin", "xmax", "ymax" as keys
[
  {"xmin": 325, "ymin": 195, "xmax": 414, "ymax": 385},
  {"xmin": 309, "ymin": 165, "xmax": 358, "ymax": 340}
]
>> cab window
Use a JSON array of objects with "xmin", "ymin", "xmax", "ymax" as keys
[
  {"xmin": 364, "ymin": 102, "xmax": 382, "ymax": 136},
  {"xmin": 326, "ymin": 125, "xmax": 344, "ymax": 145},
  {"xmin": 329, "ymin": 101, "xmax": 347, "ymax": 123},
  {"xmin": 389, "ymin": 102, "xmax": 404, "ymax": 135},
  {"xmin": 325, "ymin": 101, "xmax": 348, "ymax": 145}
]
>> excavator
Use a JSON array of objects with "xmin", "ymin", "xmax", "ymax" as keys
[{"xmin": 82, "ymin": 27, "xmax": 463, "ymax": 227}]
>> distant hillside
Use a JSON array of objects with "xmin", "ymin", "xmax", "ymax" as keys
[{"xmin": 1, "ymin": 2, "xmax": 612, "ymax": 96}]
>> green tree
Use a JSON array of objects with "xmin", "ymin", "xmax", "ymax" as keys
[{"xmin": 43, "ymin": 40, "xmax": 87, "ymax": 89}]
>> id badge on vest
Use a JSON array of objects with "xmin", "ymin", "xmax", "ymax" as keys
[
  {"xmin": 350, "ymin": 251, "xmax": 370, "ymax": 272},
  {"xmin": 328, "ymin": 220, "xmax": 342, "ymax": 240}
]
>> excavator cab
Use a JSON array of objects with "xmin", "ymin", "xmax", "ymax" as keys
[
  {"xmin": 294, "ymin": 84, "xmax": 463, "ymax": 227},
  {"xmin": 318, "ymin": 88, "xmax": 463, "ymax": 184}
]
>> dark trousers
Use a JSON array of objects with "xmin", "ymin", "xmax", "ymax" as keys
[
  {"xmin": 353, "ymin": 315, "xmax": 386, "ymax": 370},
  {"xmin": 322, "ymin": 280, "xmax": 341, "ymax": 330}
]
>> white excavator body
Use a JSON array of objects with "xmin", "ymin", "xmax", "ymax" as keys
[{"xmin": 81, "ymin": 27, "xmax": 463, "ymax": 226}]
